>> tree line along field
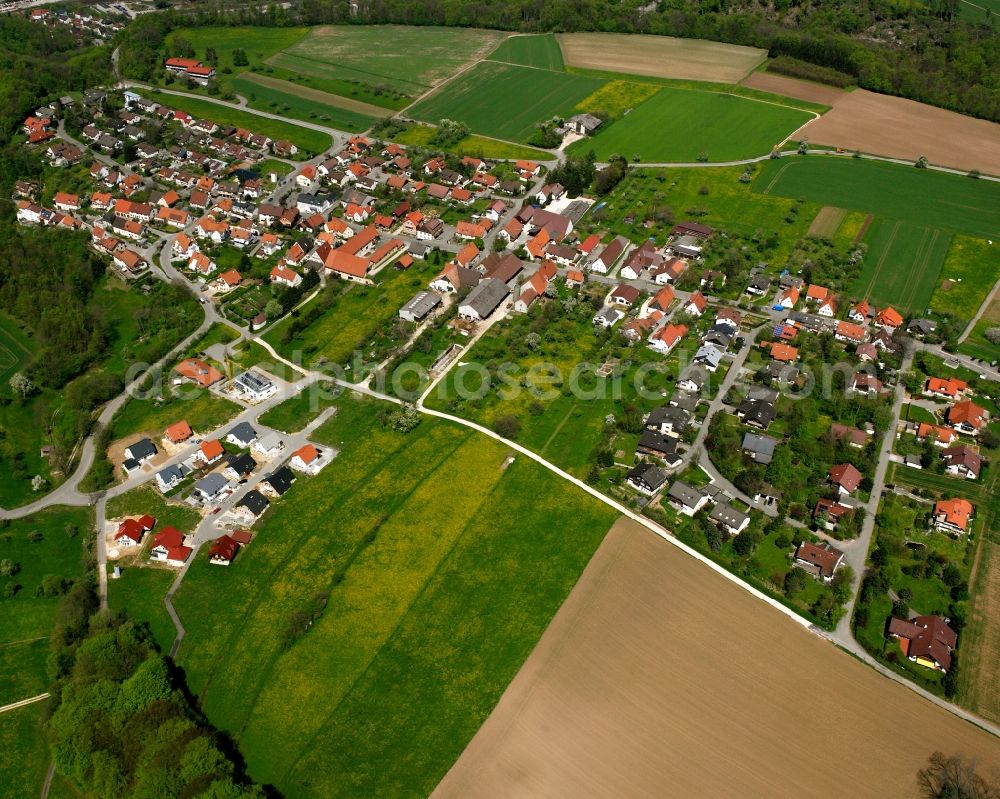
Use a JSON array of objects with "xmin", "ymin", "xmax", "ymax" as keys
[
  {"xmin": 408, "ymin": 60, "xmax": 604, "ymax": 143},
  {"xmin": 569, "ymin": 88, "xmax": 814, "ymax": 162},
  {"xmin": 170, "ymin": 395, "xmax": 616, "ymax": 797},
  {"xmin": 488, "ymin": 33, "xmax": 565, "ymax": 70}
]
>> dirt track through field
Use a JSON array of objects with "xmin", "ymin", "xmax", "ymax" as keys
[
  {"xmin": 238, "ymin": 73, "xmax": 392, "ymax": 117},
  {"xmin": 741, "ymin": 71, "xmax": 846, "ymax": 106},
  {"xmin": 801, "ymin": 89, "xmax": 1000, "ymax": 175},
  {"xmin": 808, "ymin": 206, "xmax": 846, "ymax": 237},
  {"xmin": 434, "ymin": 518, "xmax": 1000, "ymax": 799},
  {"xmin": 558, "ymin": 33, "xmax": 766, "ymax": 83}
]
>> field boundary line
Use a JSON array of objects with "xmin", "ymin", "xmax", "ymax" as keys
[{"xmin": 0, "ymin": 636, "xmax": 47, "ymax": 649}]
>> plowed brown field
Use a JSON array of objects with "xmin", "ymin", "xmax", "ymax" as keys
[
  {"xmin": 434, "ymin": 518, "xmax": 1000, "ymax": 799},
  {"xmin": 800, "ymin": 89, "xmax": 1000, "ymax": 175},
  {"xmin": 558, "ymin": 33, "xmax": 766, "ymax": 83},
  {"xmin": 741, "ymin": 71, "xmax": 846, "ymax": 106}
]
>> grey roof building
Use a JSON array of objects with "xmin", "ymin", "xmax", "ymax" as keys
[
  {"xmin": 399, "ymin": 290, "xmax": 442, "ymax": 323},
  {"xmin": 709, "ymin": 503, "xmax": 750, "ymax": 535},
  {"xmin": 125, "ymin": 438, "xmax": 157, "ymax": 462},
  {"xmin": 458, "ymin": 278, "xmax": 509, "ymax": 321},
  {"xmin": 236, "ymin": 489, "xmax": 269, "ymax": 518},
  {"xmin": 667, "ymin": 481, "xmax": 709, "ymax": 515},
  {"xmin": 226, "ymin": 422, "xmax": 258, "ymax": 447},
  {"xmin": 742, "ymin": 432, "xmax": 778, "ymax": 465},
  {"xmin": 627, "ymin": 463, "xmax": 667, "ymax": 495},
  {"xmin": 194, "ymin": 472, "xmax": 229, "ymax": 500}
]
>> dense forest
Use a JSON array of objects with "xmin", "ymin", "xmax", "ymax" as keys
[
  {"xmin": 131, "ymin": 0, "xmax": 1000, "ymax": 121},
  {"xmin": 45, "ymin": 582, "xmax": 265, "ymax": 797}
]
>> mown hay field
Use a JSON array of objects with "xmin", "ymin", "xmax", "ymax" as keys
[
  {"xmin": 173, "ymin": 395, "xmax": 617, "ymax": 797},
  {"xmin": 435, "ymin": 518, "xmax": 1000, "ymax": 798},
  {"xmin": 281, "ymin": 25, "xmax": 504, "ymax": 93},
  {"xmin": 962, "ymin": 537, "xmax": 1000, "ymax": 724},
  {"xmin": 488, "ymin": 33, "xmax": 564, "ymax": 70},
  {"xmin": 570, "ymin": 87, "xmax": 813, "ymax": 162},
  {"xmin": 558, "ymin": 32, "xmax": 767, "ymax": 83},
  {"xmin": 408, "ymin": 60, "xmax": 604, "ymax": 143},
  {"xmin": 237, "ymin": 72, "xmax": 391, "ymax": 119}
]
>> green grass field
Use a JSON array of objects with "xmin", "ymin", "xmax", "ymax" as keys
[
  {"xmin": 260, "ymin": 60, "xmax": 411, "ymax": 109},
  {"xmin": 0, "ymin": 705, "xmax": 50, "ymax": 799},
  {"xmin": 488, "ymin": 34, "xmax": 565, "ymax": 70},
  {"xmin": 256, "ymin": 384, "xmax": 339, "ymax": 433},
  {"xmin": 0, "ymin": 313, "xmax": 33, "ymax": 389},
  {"xmin": 571, "ymin": 88, "xmax": 813, "ymax": 162},
  {"xmin": 168, "ymin": 26, "xmax": 309, "ymax": 74},
  {"xmin": 851, "ymin": 220, "xmax": 952, "ymax": 314},
  {"xmin": 391, "ymin": 123, "xmax": 551, "ymax": 161},
  {"xmin": 110, "ymin": 388, "xmax": 241, "ymax": 442},
  {"xmin": 930, "ymin": 236, "xmax": 1000, "ymax": 323},
  {"xmin": 107, "ymin": 566, "xmax": 177, "ymax": 653},
  {"xmin": 172, "ymin": 395, "xmax": 616, "ymax": 796},
  {"xmin": 754, "ymin": 157, "xmax": 1000, "ymax": 238},
  {"xmin": 408, "ymin": 60, "xmax": 604, "ymax": 143},
  {"xmin": 105, "ymin": 486, "xmax": 203, "ymax": 534},
  {"xmin": 0, "ymin": 506, "xmax": 92, "ymax": 644},
  {"xmin": 576, "ymin": 166, "xmax": 816, "ymax": 263},
  {"xmin": 153, "ymin": 91, "xmax": 331, "ymax": 155},
  {"xmin": 264, "ymin": 262, "xmax": 436, "ymax": 370},
  {"xmin": 232, "ymin": 75, "xmax": 379, "ymax": 132},
  {"xmin": 280, "ymin": 25, "xmax": 504, "ymax": 94}
]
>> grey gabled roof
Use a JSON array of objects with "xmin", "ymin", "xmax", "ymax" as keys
[
  {"xmin": 237, "ymin": 489, "xmax": 269, "ymax": 516},
  {"xmin": 710, "ymin": 503, "xmax": 750, "ymax": 529},
  {"xmin": 195, "ymin": 473, "xmax": 228, "ymax": 496},
  {"xmin": 638, "ymin": 429, "xmax": 678, "ymax": 457},
  {"xmin": 402, "ymin": 290, "xmax": 442, "ymax": 317},
  {"xmin": 127, "ymin": 438, "xmax": 157, "ymax": 460},
  {"xmin": 157, "ymin": 463, "xmax": 188, "ymax": 483},
  {"xmin": 668, "ymin": 480, "xmax": 706, "ymax": 508},
  {"xmin": 742, "ymin": 432, "xmax": 777, "ymax": 458},
  {"xmin": 264, "ymin": 466, "xmax": 296, "ymax": 495},
  {"xmin": 228, "ymin": 421, "xmax": 258, "ymax": 444},
  {"xmin": 627, "ymin": 463, "xmax": 667, "ymax": 489},
  {"xmin": 462, "ymin": 278, "xmax": 508, "ymax": 317}
]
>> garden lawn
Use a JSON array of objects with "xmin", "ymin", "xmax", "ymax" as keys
[
  {"xmin": 105, "ymin": 486, "xmax": 202, "ymax": 533},
  {"xmin": 488, "ymin": 34, "xmax": 565, "ymax": 70},
  {"xmin": 152, "ymin": 92, "xmax": 331, "ymax": 155},
  {"xmin": 107, "ymin": 566, "xmax": 176, "ymax": 653},
  {"xmin": 408, "ymin": 60, "xmax": 604, "ymax": 143},
  {"xmin": 263, "ymin": 263, "xmax": 435, "ymax": 370},
  {"xmin": 0, "ymin": 705, "xmax": 50, "ymax": 799},
  {"xmin": 754, "ymin": 157, "xmax": 1000, "ymax": 238},
  {"xmin": 851, "ymin": 219, "xmax": 951, "ymax": 314},
  {"xmin": 571, "ymin": 87, "xmax": 813, "ymax": 162},
  {"xmin": 256, "ymin": 382, "xmax": 339, "ymax": 433},
  {"xmin": 110, "ymin": 389, "xmax": 241, "ymax": 441},
  {"xmin": 930, "ymin": 236, "xmax": 1000, "ymax": 323},
  {"xmin": 172, "ymin": 395, "xmax": 616, "ymax": 797},
  {"xmin": 232, "ymin": 75, "xmax": 380, "ymax": 132}
]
